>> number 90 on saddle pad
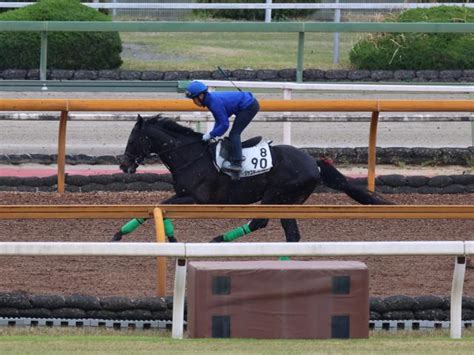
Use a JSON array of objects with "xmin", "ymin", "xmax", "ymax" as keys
[{"xmin": 214, "ymin": 137, "xmax": 273, "ymax": 178}]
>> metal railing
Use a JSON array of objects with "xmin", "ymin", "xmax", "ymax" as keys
[
  {"xmin": 1, "ymin": 2, "xmax": 473, "ymax": 22},
  {"xmin": 1, "ymin": 2, "xmax": 473, "ymax": 63},
  {"xmin": 1, "ymin": 21, "xmax": 473, "ymax": 82}
]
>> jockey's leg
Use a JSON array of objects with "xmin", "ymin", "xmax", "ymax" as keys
[
  {"xmin": 227, "ymin": 100, "xmax": 259, "ymax": 171},
  {"xmin": 210, "ymin": 218, "xmax": 269, "ymax": 243}
]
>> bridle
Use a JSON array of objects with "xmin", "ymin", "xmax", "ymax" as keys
[{"xmin": 125, "ymin": 134, "xmax": 208, "ymax": 172}]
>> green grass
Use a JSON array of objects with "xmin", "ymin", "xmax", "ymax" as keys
[
  {"xmin": 119, "ymin": 32, "xmax": 362, "ymax": 71},
  {"xmin": 2, "ymin": 328, "xmax": 474, "ymax": 354}
]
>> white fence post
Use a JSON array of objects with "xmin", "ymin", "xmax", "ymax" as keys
[
  {"xmin": 265, "ymin": 0, "xmax": 272, "ymax": 23},
  {"xmin": 450, "ymin": 256, "xmax": 466, "ymax": 339},
  {"xmin": 172, "ymin": 258, "xmax": 187, "ymax": 339},
  {"xmin": 283, "ymin": 88, "xmax": 292, "ymax": 145},
  {"xmin": 112, "ymin": 0, "xmax": 117, "ymax": 18},
  {"xmin": 333, "ymin": 0, "xmax": 341, "ymax": 64}
]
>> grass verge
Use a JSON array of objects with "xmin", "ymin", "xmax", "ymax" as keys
[
  {"xmin": 1, "ymin": 328, "xmax": 474, "ymax": 354},
  {"xmin": 119, "ymin": 32, "xmax": 363, "ymax": 71}
]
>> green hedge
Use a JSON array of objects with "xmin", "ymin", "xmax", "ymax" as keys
[
  {"xmin": 349, "ymin": 6, "xmax": 474, "ymax": 70},
  {"xmin": 0, "ymin": 0, "xmax": 122, "ymax": 70},
  {"xmin": 194, "ymin": 0, "xmax": 320, "ymax": 21}
]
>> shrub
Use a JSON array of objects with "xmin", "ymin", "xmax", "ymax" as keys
[
  {"xmin": 349, "ymin": 6, "xmax": 474, "ymax": 70},
  {"xmin": 194, "ymin": 0, "xmax": 321, "ymax": 21},
  {"xmin": 0, "ymin": 0, "xmax": 122, "ymax": 70}
]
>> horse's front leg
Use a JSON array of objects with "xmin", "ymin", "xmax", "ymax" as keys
[
  {"xmin": 160, "ymin": 194, "xmax": 196, "ymax": 243},
  {"xmin": 111, "ymin": 194, "xmax": 195, "ymax": 242},
  {"xmin": 210, "ymin": 218, "xmax": 269, "ymax": 243}
]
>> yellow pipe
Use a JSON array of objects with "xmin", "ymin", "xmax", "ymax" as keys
[
  {"xmin": 153, "ymin": 208, "xmax": 167, "ymax": 297},
  {"xmin": 368, "ymin": 111, "xmax": 379, "ymax": 192},
  {"xmin": 57, "ymin": 111, "xmax": 68, "ymax": 194},
  {"xmin": 378, "ymin": 100, "xmax": 474, "ymax": 112},
  {"xmin": 1, "ymin": 99, "xmax": 473, "ymax": 112},
  {"xmin": 0, "ymin": 204, "xmax": 473, "ymax": 219}
]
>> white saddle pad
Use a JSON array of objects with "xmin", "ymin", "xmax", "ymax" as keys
[{"xmin": 215, "ymin": 139, "xmax": 273, "ymax": 178}]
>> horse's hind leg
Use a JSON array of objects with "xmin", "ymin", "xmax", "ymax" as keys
[
  {"xmin": 280, "ymin": 219, "xmax": 300, "ymax": 242},
  {"xmin": 210, "ymin": 218, "xmax": 269, "ymax": 243}
]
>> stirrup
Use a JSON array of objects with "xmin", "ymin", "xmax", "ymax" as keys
[{"xmin": 223, "ymin": 161, "xmax": 242, "ymax": 172}]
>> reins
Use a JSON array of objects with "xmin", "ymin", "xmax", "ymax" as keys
[{"xmin": 134, "ymin": 135, "xmax": 208, "ymax": 173}]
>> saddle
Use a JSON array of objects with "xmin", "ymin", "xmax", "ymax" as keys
[{"xmin": 211, "ymin": 136, "xmax": 273, "ymax": 179}]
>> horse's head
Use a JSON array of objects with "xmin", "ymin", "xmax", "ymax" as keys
[
  {"xmin": 120, "ymin": 114, "xmax": 151, "ymax": 174},
  {"xmin": 120, "ymin": 114, "xmax": 203, "ymax": 174}
]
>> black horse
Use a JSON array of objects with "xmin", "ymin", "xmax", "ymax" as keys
[{"xmin": 115, "ymin": 114, "xmax": 391, "ymax": 243}]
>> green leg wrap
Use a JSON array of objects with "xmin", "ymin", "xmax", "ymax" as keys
[
  {"xmin": 164, "ymin": 218, "xmax": 174, "ymax": 238},
  {"xmin": 279, "ymin": 256, "xmax": 291, "ymax": 261},
  {"xmin": 223, "ymin": 223, "xmax": 252, "ymax": 242},
  {"xmin": 120, "ymin": 218, "xmax": 146, "ymax": 235}
]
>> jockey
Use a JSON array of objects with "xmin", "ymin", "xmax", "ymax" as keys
[{"xmin": 185, "ymin": 80, "xmax": 260, "ymax": 173}]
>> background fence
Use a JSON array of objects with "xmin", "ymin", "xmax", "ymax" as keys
[{"xmin": 1, "ymin": 21, "xmax": 473, "ymax": 82}]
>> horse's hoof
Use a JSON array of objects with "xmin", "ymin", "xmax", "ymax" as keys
[
  {"xmin": 168, "ymin": 236, "xmax": 178, "ymax": 243},
  {"xmin": 111, "ymin": 231, "xmax": 123, "ymax": 242},
  {"xmin": 210, "ymin": 235, "xmax": 224, "ymax": 243}
]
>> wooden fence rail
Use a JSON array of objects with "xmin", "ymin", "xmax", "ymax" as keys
[
  {"xmin": 1, "ymin": 98, "xmax": 473, "ymax": 193},
  {"xmin": 1, "ymin": 204, "xmax": 473, "ymax": 296}
]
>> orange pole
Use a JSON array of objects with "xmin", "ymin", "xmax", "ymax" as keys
[
  {"xmin": 0, "ymin": 204, "xmax": 473, "ymax": 219},
  {"xmin": 378, "ymin": 100, "xmax": 474, "ymax": 112},
  {"xmin": 57, "ymin": 111, "xmax": 68, "ymax": 193},
  {"xmin": 368, "ymin": 111, "xmax": 379, "ymax": 192},
  {"xmin": 0, "ymin": 99, "xmax": 69, "ymax": 111},
  {"xmin": 153, "ymin": 207, "xmax": 167, "ymax": 296},
  {"xmin": 1, "ymin": 99, "xmax": 473, "ymax": 112}
]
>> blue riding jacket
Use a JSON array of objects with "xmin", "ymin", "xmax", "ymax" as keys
[{"xmin": 201, "ymin": 91, "xmax": 256, "ymax": 137}]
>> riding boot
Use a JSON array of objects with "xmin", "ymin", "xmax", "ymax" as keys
[{"xmin": 226, "ymin": 159, "xmax": 242, "ymax": 172}]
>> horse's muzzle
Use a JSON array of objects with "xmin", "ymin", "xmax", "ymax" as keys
[{"xmin": 119, "ymin": 161, "xmax": 138, "ymax": 174}]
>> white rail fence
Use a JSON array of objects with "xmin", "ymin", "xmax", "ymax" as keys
[
  {"xmin": 2, "ymin": 2, "xmax": 472, "ymax": 18},
  {"xmin": 3, "ymin": 81, "xmax": 472, "ymax": 146},
  {"xmin": 200, "ymin": 80, "xmax": 474, "ymax": 145},
  {"xmin": 202, "ymin": 81, "xmax": 474, "ymax": 94},
  {"xmin": 0, "ymin": 241, "xmax": 471, "ymax": 339}
]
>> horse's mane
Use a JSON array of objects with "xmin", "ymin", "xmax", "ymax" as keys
[{"xmin": 147, "ymin": 114, "xmax": 202, "ymax": 138}]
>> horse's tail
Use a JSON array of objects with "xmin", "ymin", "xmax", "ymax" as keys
[{"xmin": 316, "ymin": 158, "xmax": 394, "ymax": 205}]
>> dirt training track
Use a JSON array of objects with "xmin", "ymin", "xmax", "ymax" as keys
[{"xmin": 0, "ymin": 191, "xmax": 473, "ymax": 298}]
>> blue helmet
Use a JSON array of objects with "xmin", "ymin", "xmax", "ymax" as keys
[{"xmin": 185, "ymin": 81, "xmax": 208, "ymax": 99}]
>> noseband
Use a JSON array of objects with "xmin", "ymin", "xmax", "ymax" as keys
[{"xmin": 125, "ymin": 135, "xmax": 153, "ymax": 166}]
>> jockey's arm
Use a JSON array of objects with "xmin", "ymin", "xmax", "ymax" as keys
[{"xmin": 209, "ymin": 107, "xmax": 230, "ymax": 138}]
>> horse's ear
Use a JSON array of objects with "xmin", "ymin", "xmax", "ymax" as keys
[{"xmin": 136, "ymin": 114, "xmax": 144, "ymax": 128}]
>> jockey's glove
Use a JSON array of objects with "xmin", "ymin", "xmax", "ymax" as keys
[{"xmin": 202, "ymin": 132, "xmax": 212, "ymax": 141}]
